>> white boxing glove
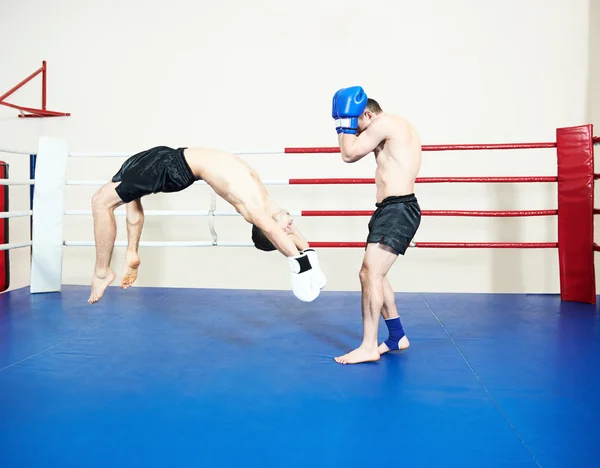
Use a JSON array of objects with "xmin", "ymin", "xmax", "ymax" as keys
[
  {"xmin": 301, "ymin": 248, "xmax": 326, "ymax": 290},
  {"xmin": 287, "ymin": 252, "xmax": 320, "ymax": 302}
]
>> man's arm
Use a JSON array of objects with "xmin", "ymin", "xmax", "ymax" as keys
[
  {"xmin": 260, "ymin": 222, "xmax": 301, "ymax": 258},
  {"xmin": 253, "ymin": 217, "xmax": 322, "ymax": 302},
  {"xmin": 338, "ymin": 119, "xmax": 387, "ymax": 163},
  {"xmin": 288, "ymin": 226, "xmax": 310, "ymax": 251}
]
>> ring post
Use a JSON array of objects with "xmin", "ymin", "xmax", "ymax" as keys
[
  {"xmin": 556, "ymin": 124, "xmax": 595, "ymax": 304},
  {"xmin": 30, "ymin": 137, "xmax": 69, "ymax": 294}
]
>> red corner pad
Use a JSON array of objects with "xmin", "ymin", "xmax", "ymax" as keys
[{"xmin": 556, "ymin": 125, "xmax": 595, "ymax": 304}]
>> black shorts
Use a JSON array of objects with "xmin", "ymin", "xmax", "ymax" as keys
[
  {"xmin": 366, "ymin": 194, "xmax": 421, "ymax": 255},
  {"xmin": 111, "ymin": 146, "xmax": 199, "ymax": 203}
]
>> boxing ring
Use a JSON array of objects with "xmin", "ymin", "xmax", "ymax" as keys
[{"xmin": 1, "ymin": 126, "xmax": 600, "ymax": 467}]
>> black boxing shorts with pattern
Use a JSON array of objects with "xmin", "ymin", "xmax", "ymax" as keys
[
  {"xmin": 366, "ymin": 193, "xmax": 421, "ymax": 255},
  {"xmin": 111, "ymin": 146, "xmax": 199, "ymax": 203}
]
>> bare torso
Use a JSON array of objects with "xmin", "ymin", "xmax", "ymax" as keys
[
  {"xmin": 183, "ymin": 147, "xmax": 276, "ymax": 222},
  {"xmin": 372, "ymin": 114, "xmax": 422, "ymax": 202}
]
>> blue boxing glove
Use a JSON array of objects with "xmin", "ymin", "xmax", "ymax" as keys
[{"xmin": 332, "ymin": 86, "xmax": 368, "ymax": 134}]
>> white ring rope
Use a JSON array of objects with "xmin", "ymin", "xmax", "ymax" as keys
[
  {"xmin": 0, "ymin": 148, "xmax": 34, "ymax": 155},
  {"xmin": 1, "ymin": 147, "xmax": 290, "ymax": 158},
  {"xmin": 0, "ymin": 179, "xmax": 35, "ymax": 186},
  {"xmin": 63, "ymin": 240, "xmax": 254, "ymax": 247},
  {"xmin": 0, "ymin": 241, "xmax": 32, "ymax": 251},
  {"xmin": 63, "ymin": 209, "xmax": 297, "ymax": 217},
  {"xmin": 68, "ymin": 149, "xmax": 286, "ymax": 158},
  {"xmin": 65, "ymin": 180, "xmax": 109, "ymax": 186},
  {"xmin": 69, "ymin": 151, "xmax": 134, "ymax": 158},
  {"xmin": 0, "ymin": 211, "xmax": 32, "ymax": 219},
  {"xmin": 65, "ymin": 179, "xmax": 290, "ymax": 186},
  {"xmin": 65, "ymin": 209, "xmax": 213, "ymax": 216}
]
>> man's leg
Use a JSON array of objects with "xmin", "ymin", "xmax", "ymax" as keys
[
  {"xmin": 378, "ymin": 276, "xmax": 410, "ymax": 354},
  {"xmin": 121, "ymin": 199, "xmax": 144, "ymax": 289},
  {"xmin": 334, "ymin": 243, "xmax": 399, "ymax": 364},
  {"xmin": 88, "ymin": 182, "xmax": 124, "ymax": 304}
]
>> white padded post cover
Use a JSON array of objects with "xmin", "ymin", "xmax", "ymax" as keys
[{"xmin": 30, "ymin": 137, "xmax": 69, "ymax": 293}]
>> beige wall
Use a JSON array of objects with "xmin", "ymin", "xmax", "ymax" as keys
[
  {"xmin": 589, "ymin": 0, "xmax": 600, "ymax": 126},
  {"xmin": 0, "ymin": 0, "xmax": 595, "ymax": 294}
]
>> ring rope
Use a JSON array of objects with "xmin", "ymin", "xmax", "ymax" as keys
[
  {"xmin": 285, "ymin": 143, "xmax": 558, "ymax": 153},
  {"xmin": 63, "ymin": 241, "xmax": 231, "ymax": 247},
  {"xmin": 62, "ymin": 209, "xmax": 558, "ymax": 218},
  {"xmin": 61, "ymin": 240, "xmax": 558, "ymax": 249},
  {"xmin": 310, "ymin": 242, "xmax": 558, "ymax": 249},
  {"xmin": 0, "ymin": 179, "xmax": 35, "ymax": 186},
  {"xmin": 0, "ymin": 241, "xmax": 32, "ymax": 251},
  {"xmin": 299, "ymin": 209, "xmax": 557, "ymax": 217},
  {"xmin": 68, "ymin": 149, "xmax": 287, "ymax": 158},
  {"xmin": 288, "ymin": 176, "xmax": 558, "ymax": 184},
  {"xmin": 64, "ymin": 209, "xmax": 214, "ymax": 217},
  {"xmin": 64, "ymin": 176, "xmax": 558, "ymax": 187},
  {"xmin": 0, "ymin": 148, "xmax": 34, "ymax": 155},
  {"xmin": 0, "ymin": 210, "xmax": 32, "ymax": 219}
]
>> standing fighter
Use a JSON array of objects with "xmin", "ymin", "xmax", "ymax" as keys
[
  {"xmin": 331, "ymin": 86, "xmax": 422, "ymax": 365},
  {"xmin": 88, "ymin": 146, "xmax": 326, "ymax": 304}
]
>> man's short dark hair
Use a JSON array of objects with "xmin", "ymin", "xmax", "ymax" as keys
[
  {"xmin": 252, "ymin": 224, "xmax": 276, "ymax": 251},
  {"xmin": 366, "ymin": 98, "xmax": 382, "ymax": 114}
]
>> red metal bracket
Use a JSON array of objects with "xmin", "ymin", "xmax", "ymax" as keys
[{"xmin": 0, "ymin": 61, "xmax": 70, "ymax": 118}]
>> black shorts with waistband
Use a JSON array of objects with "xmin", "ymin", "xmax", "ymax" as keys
[
  {"xmin": 111, "ymin": 146, "xmax": 199, "ymax": 203},
  {"xmin": 366, "ymin": 193, "xmax": 421, "ymax": 255}
]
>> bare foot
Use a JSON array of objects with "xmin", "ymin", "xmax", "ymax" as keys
[
  {"xmin": 120, "ymin": 252, "xmax": 140, "ymax": 289},
  {"xmin": 334, "ymin": 345, "xmax": 380, "ymax": 365},
  {"xmin": 88, "ymin": 269, "xmax": 116, "ymax": 304},
  {"xmin": 378, "ymin": 335, "xmax": 410, "ymax": 355}
]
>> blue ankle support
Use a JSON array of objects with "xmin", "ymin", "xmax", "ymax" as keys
[{"xmin": 384, "ymin": 317, "xmax": 405, "ymax": 350}]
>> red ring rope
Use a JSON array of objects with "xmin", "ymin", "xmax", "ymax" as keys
[
  {"xmin": 301, "ymin": 209, "xmax": 557, "ymax": 217},
  {"xmin": 415, "ymin": 242, "xmax": 558, "ymax": 248},
  {"xmin": 309, "ymin": 242, "xmax": 558, "ymax": 248},
  {"xmin": 289, "ymin": 176, "xmax": 557, "ymax": 185},
  {"xmin": 285, "ymin": 142, "xmax": 557, "ymax": 153}
]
